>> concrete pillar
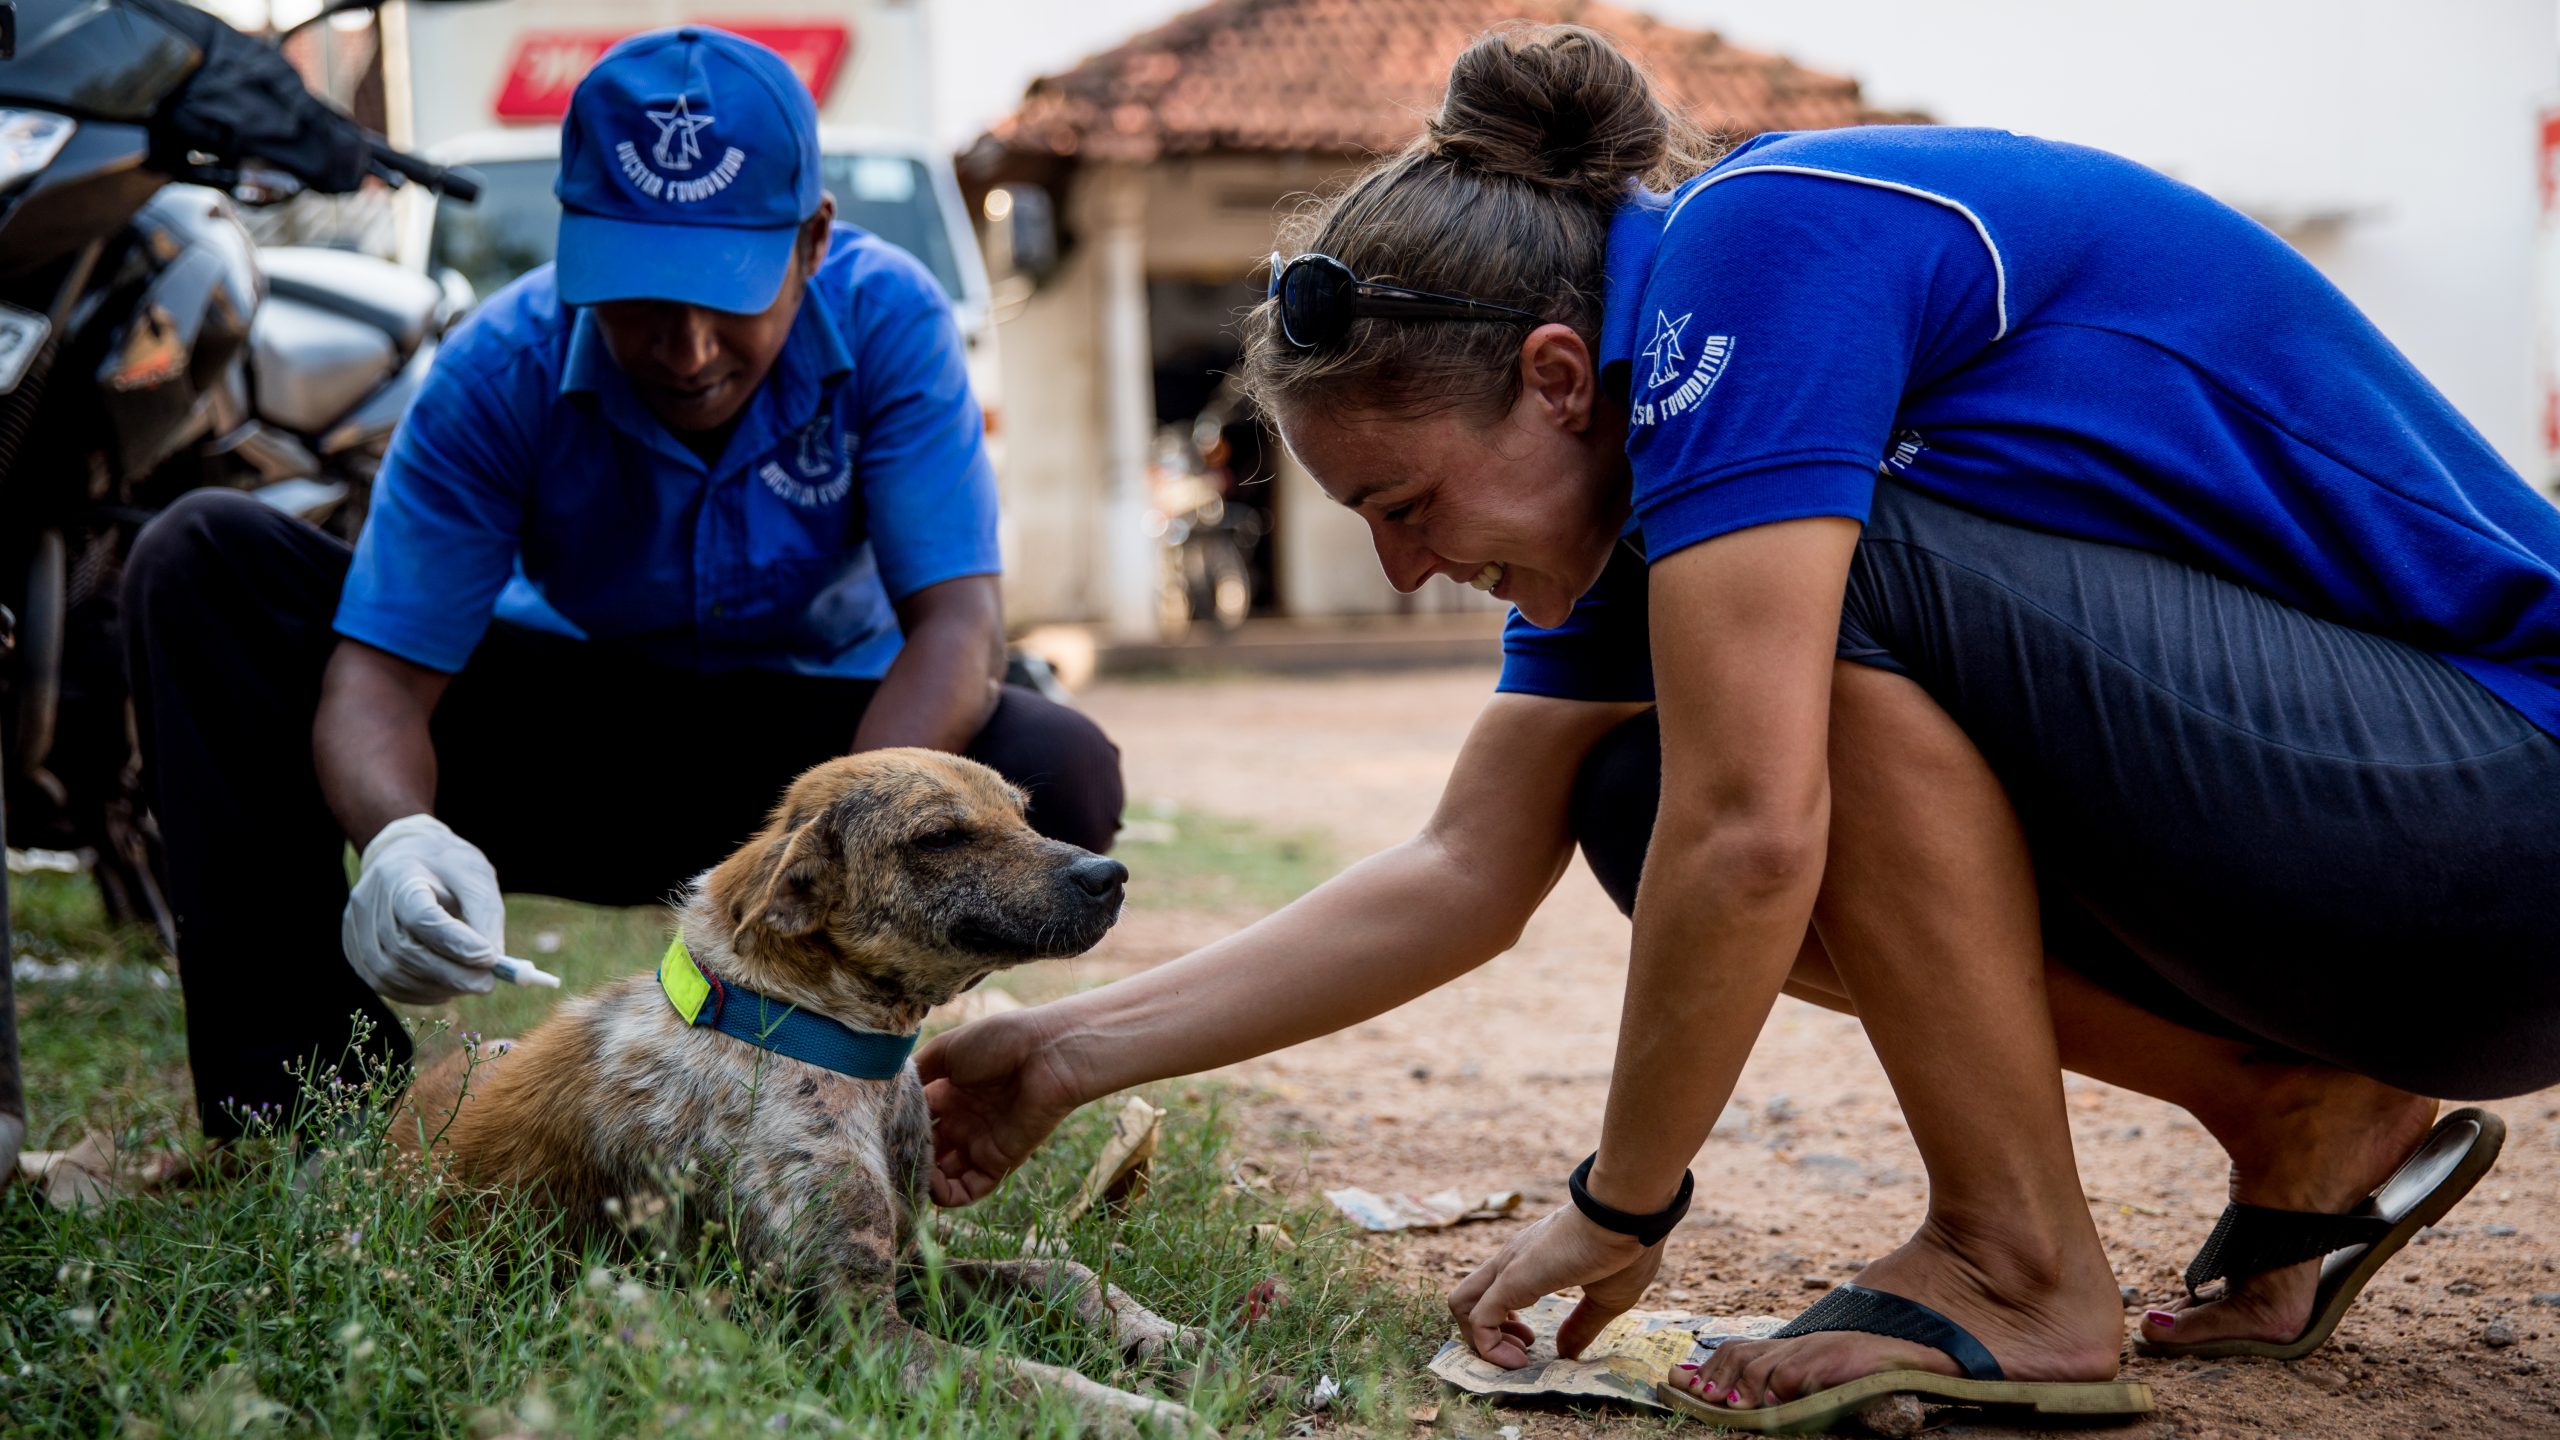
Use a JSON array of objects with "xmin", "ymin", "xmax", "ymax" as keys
[{"xmin": 1094, "ymin": 165, "xmax": 1164, "ymax": 642}]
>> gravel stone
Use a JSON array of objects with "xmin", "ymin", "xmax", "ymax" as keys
[{"xmin": 1852, "ymin": 1392, "xmax": 1927, "ymax": 1438}]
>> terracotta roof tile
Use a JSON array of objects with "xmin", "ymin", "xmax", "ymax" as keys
[{"xmin": 980, "ymin": 0, "xmax": 1918, "ymax": 164}]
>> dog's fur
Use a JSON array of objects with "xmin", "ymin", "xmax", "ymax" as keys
[{"xmin": 398, "ymin": 750, "xmax": 1201, "ymax": 1430}]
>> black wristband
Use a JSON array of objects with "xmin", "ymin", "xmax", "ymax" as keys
[{"xmin": 1567, "ymin": 1152, "xmax": 1693, "ymax": 1247}]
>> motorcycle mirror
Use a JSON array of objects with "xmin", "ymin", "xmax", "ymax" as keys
[{"xmin": 278, "ymin": 0, "xmax": 501, "ymax": 47}]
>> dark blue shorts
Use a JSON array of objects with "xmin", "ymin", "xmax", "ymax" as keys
[{"xmin": 1572, "ymin": 480, "xmax": 2560, "ymax": 1100}]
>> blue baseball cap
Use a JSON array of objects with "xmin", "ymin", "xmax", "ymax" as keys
[{"xmin": 554, "ymin": 27, "xmax": 824, "ymax": 313}]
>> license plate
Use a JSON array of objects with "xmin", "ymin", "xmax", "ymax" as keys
[{"xmin": 0, "ymin": 301, "xmax": 50, "ymax": 396}]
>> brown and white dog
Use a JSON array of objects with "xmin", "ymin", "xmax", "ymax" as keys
[{"xmin": 398, "ymin": 749, "xmax": 1203, "ymax": 1430}]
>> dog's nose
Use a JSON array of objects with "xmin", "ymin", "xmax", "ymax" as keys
[{"xmin": 1067, "ymin": 855, "xmax": 1128, "ymax": 903}]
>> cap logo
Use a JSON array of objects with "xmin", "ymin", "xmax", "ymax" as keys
[
  {"xmin": 613, "ymin": 93, "xmax": 748, "ymax": 203},
  {"xmin": 648, "ymin": 94, "xmax": 715, "ymax": 170}
]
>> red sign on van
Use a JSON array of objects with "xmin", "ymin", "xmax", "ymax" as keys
[{"xmin": 492, "ymin": 25, "xmax": 852, "ymax": 121}]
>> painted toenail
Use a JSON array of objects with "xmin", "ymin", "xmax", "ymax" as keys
[{"xmin": 2145, "ymin": 1309, "xmax": 2179, "ymax": 1330}]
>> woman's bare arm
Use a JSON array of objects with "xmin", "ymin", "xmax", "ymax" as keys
[
  {"xmin": 1581, "ymin": 517, "xmax": 1857, "ymax": 1213},
  {"xmin": 1050, "ymin": 690, "xmax": 1645, "ymax": 1092},
  {"xmin": 921, "ymin": 689, "xmax": 1644, "ymax": 1204},
  {"xmin": 1446, "ymin": 515, "xmax": 1858, "ymax": 1365}
]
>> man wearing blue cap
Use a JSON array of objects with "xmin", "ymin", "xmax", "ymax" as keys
[{"xmin": 119, "ymin": 28, "xmax": 1122, "ymax": 1140}]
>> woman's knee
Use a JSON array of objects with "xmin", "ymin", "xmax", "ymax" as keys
[
  {"xmin": 966, "ymin": 686, "xmax": 1126, "ymax": 854},
  {"xmin": 1570, "ymin": 709, "xmax": 1660, "ymax": 917}
]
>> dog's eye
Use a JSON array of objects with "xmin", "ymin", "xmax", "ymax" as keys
[{"xmin": 912, "ymin": 827, "xmax": 971, "ymax": 852}]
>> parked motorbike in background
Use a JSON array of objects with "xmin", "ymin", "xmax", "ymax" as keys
[
  {"xmin": 0, "ymin": 0, "xmax": 482, "ymax": 1172},
  {"xmin": 1, "ymin": 606, "xmax": 19, "ymax": 1182},
  {"xmin": 1145, "ymin": 378, "xmax": 1267, "ymax": 636}
]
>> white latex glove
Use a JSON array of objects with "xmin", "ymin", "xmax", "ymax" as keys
[{"xmin": 342, "ymin": 813, "xmax": 505, "ymax": 1004}]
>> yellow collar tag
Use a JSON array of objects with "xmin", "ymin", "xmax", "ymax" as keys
[
  {"xmin": 653, "ymin": 932, "xmax": 919, "ymax": 1077},
  {"xmin": 660, "ymin": 935, "xmax": 714, "ymax": 1025}
]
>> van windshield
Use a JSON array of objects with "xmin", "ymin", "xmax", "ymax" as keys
[{"xmin": 428, "ymin": 153, "xmax": 966, "ymax": 308}]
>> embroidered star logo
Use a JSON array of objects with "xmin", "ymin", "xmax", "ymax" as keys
[
  {"xmin": 792, "ymin": 415, "xmax": 836, "ymax": 477},
  {"xmin": 646, "ymin": 95, "xmax": 716, "ymax": 172},
  {"xmin": 1641, "ymin": 309, "xmax": 1691, "ymax": 390}
]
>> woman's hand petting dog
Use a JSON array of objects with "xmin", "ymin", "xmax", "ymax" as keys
[{"xmin": 918, "ymin": 1006, "xmax": 1087, "ymax": 1207}]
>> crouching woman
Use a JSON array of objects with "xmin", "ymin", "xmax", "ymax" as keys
[{"xmin": 920, "ymin": 22, "xmax": 2560, "ymax": 1426}]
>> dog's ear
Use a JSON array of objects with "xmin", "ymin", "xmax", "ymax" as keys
[{"xmin": 743, "ymin": 820, "xmax": 840, "ymax": 950}]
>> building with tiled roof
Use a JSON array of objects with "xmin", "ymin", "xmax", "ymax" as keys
[
  {"xmin": 970, "ymin": 0, "xmax": 1918, "ymax": 639},
  {"xmin": 973, "ymin": 0, "xmax": 1915, "ymax": 171}
]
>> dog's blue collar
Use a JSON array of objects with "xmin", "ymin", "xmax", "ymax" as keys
[{"xmin": 659, "ymin": 937, "xmax": 918, "ymax": 1081}]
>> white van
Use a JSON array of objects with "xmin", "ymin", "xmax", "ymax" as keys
[
  {"xmin": 396, "ymin": 127, "xmax": 991, "ymax": 337},
  {"xmin": 382, "ymin": 4, "xmax": 1003, "ymax": 445}
]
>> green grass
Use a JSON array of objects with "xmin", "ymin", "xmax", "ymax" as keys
[
  {"xmin": 1113, "ymin": 808, "xmax": 1338, "ymax": 914},
  {"xmin": 2, "ymin": 869, "xmax": 1453, "ymax": 1438},
  {"xmin": 11, "ymin": 872, "xmax": 190, "ymax": 1147}
]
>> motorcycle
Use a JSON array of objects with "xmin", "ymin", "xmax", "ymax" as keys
[
  {"xmin": 0, "ymin": 0, "xmax": 481, "ymax": 1174},
  {"xmin": 1144, "ymin": 378, "xmax": 1267, "ymax": 637}
]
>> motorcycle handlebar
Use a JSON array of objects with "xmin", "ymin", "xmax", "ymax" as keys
[{"xmin": 366, "ymin": 140, "xmax": 480, "ymax": 203}]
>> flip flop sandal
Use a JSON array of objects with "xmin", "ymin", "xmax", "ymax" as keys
[
  {"xmin": 2137, "ymin": 1105, "xmax": 2506, "ymax": 1361},
  {"xmin": 1654, "ymin": 1283, "xmax": 2153, "ymax": 1435}
]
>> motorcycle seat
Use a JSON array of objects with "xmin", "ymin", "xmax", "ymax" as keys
[{"xmin": 259, "ymin": 246, "xmax": 442, "ymax": 357}]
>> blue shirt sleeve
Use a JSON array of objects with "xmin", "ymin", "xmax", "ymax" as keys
[
  {"xmin": 851, "ymin": 254, "xmax": 1000, "ymax": 603},
  {"xmin": 1495, "ymin": 539, "xmax": 1656, "ymax": 701},
  {"xmin": 1624, "ymin": 172, "xmax": 1999, "ymax": 562},
  {"xmin": 333, "ymin": 318, "xmax": 537, "ymax": 673}
]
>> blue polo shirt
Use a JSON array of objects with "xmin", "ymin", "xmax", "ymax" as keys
[
  {"xmin": 1499, "ymin": 127, "xmax": 2560, "ymax": 736},
  {"xmin": 337, "ymin": 223, "xmax": 998, "ymax": 678}
]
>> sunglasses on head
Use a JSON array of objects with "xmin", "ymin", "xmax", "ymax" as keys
[{"xmin": 1266, "ymin": 251, "xmax": 1543, "ymax": 350}]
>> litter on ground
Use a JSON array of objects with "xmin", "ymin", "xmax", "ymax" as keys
[
  {"xmin": 1426, "ymin": 1295, "xmax": 1785, "ymax": 1409},
  {"xmin": 1324, "ymin": 1185, "xmax": 1521, "ymax": 1232},
  {"xmin": 1051, "ymin": 1095, "xmax": 1163, "ymax": 1230}
]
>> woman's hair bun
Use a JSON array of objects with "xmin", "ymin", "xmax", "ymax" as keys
[{"xmin": 1426, "ymin": 23, "xmax": 1693, "ymax": 206}]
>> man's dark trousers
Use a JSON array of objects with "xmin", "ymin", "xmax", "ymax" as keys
[{"xmin": 123, "ymin": 489, "xmax": 1125, "ymax": 1140}]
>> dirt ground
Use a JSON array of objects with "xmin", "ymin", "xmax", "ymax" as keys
[{"xmin": 1068, "ymin": 667, "xmax": 2560, "ymax": 1440}]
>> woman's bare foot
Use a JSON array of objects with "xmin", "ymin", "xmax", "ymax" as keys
[
  {"xmin": 2137, "ymin": 1066, "xmax": 2438, "ymax": 1349},
  {"xmin": 1672, "ymin": 1210, "xmax": 2127, "ymax": 1410}
]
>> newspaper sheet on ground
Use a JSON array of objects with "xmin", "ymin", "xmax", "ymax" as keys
[
  {"xmin": 1428, "ymin": 1294, "xmax": 1787, "ymax": 1409},
  {"xmin": 1324, "ymin": 1186, "xmax": 1522, "ymax": 1232}
]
